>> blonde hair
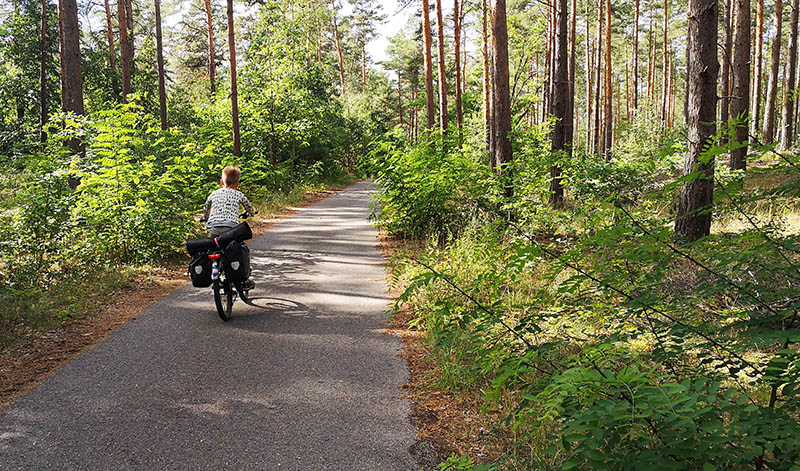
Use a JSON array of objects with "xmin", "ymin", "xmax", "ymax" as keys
[{"xmin": 221, "ymin": 165, "xmax": 241, "ymax": 186}]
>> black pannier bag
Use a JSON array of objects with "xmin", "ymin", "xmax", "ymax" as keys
[
  {"xmin": 186, "ymin": 237, "xmax": 217, "ymax": 256},
  {"xmin": 223, "ymin": 240, "xmax": 251, "ymax": 282},
  {"xmin": 216, "ymin": 222, "xmax": 253, "ymax": 248},
  {"xmin": 188, "ymin": 253, "xmax": 213, "ymax": 287}
]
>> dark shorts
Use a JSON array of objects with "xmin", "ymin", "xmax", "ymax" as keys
[{"xmin": 208, "ymin": 226, "xmax": 235, "ymax": 238}]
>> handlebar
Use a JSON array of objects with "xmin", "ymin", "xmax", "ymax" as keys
[{"xmin": 199, "ymin": 212, "xmax": 257, "ymax": 224}]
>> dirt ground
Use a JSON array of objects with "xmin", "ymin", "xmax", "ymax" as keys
[{"xmin": 0, "ymin": 185, "xmax": 352, "ymax": 410}]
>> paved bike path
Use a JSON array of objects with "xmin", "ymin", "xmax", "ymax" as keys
[{"xmin": 0, "ymin": 181, "xmax": 429, "ymax": 470}]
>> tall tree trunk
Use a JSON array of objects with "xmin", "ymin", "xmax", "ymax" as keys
[
  {"xmin": 782, "ymin": 0, "xmax": 799, "ymax": 149},
  {"xmin": 454, "ymin": 0, "xmax": 463, "ymax": 145},
  {"xmin": 567, "ymin": 0, "xmax": 575, "ymax": 147},
  {"xmin": 593, "ymin": 0, "xmax": 603, "ymax": 153},
  {"xmin": 661, "ymin": 0, "xmax": 668, "ymax": 124},
  {"xmin": 331, "ymin": 0, "xmax": 346, "ymax": 95},
  {"xmin": 40, "ymin": 0, "xmax": 48, "ymax": 142},
  {"xmin": 677, "ymin": 0, "xmax": 718, "ymax": 242},
  {"xmin": 753, "ymin": 0, "xmax": 764, "ymax": 135},
  {"xmin": 227, "ymin": 0, "xmax": 241, "ymax": 156},
  {"xmin": 125, "ymin": 0, "xmax": 134, "ymax": 54},
  {"xmin": 603, "ymin": 0, "xmax": 612, "ymax": 155},
  {"xmin": 155, "ymin": 0, "xmax": 167, "ymax": 130},
  {"xmin": 422, "ymin": 0, "xmax": 436, "ymax": 131},
  {"xmin": 585, "ymin": 0, "xmax": 592, "ymax": 148},
  {"xmin": 482, "ymin": 0, "xmax": 491, "ymax": 150},
  {"xmin": 550, "ymin": 0, "xmax": 569, "ymax": 207},
  {"xmin": 490, "ymin": 0, "xmax": 512, "ymax": 178},
  {"xmin": 543, "ymin": 2, "xmax": 553, "ymax": 122},
  {"xmin": 647, "ymin": 1, "xmax": 654, "ymax": 100},
  {"xmin": 633, "ymin": 0, "xmax": 639, "ymax": 110},
  {"xmin": 204, "ymin": 0, "xmax": 216, "ymax": 94},
  {"xmin": 59, "ymin": 0, "xmax": 83, "ymax": 116},
  {"xmin": 435, "ymin": 0, "xmax": 448, "ymax": 134},
  {"xmin": 730, "ymin": 0, "xmax": 750, "ymax": 169},
  {"xmin": 362, "ymin": 42, "xmax": 367, "ymax": 87},
  {"xmin": 118, "ymin": 0, "xmax": 131, "ymax": 101},
  {"xmin": 103, "ymin": 0, "xmax": 115, "ymax": 69},
  {"xmin": 398, "ymin": 74, "xmax": 404, "ymax": 126},
  {"xmin": 721, "ymin": 0, "xmax": 732, "ymax": 145},
  {"xmin": 763, "ymin": 0, "xmax": 783, "ymax": 142}
]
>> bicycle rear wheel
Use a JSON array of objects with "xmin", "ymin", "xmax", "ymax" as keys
[{"xmin": 213, "ymin": 278, "xmax": 234, "ymax": 321}]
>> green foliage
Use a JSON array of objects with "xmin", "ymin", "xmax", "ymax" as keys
[{"xmin": 380, "ymin": 121, "xmax": 800, "ymax": 468}]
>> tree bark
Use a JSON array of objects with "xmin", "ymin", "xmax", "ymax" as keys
[
  {"xmin": 676, "ymin": 0, "xmax": 719, "ymax": 242},
  {"xmin": 647, "ymin": 2, "xmax": 654, "ymax": 101},
  {"xmin": 720, "ymin": 0, "xmax": 732, "ymax": 145},
  {"xmin": 763, "ymin": 0, "xmax": 783, "ymax": 142},
  {"xmin": 454, "ymin": 0, "xmax": 463, "ymax": 145},
  {"xmin": 633, "ymin": 0, "xmax": 639, "ymax": 110},
  {"xmin": 40, "ymin": 0, "xmax": 48, "ymax": 142},
  {"xmin": 118, "ymin": 0, "xmax": 131, "ymax": 101},
  {"xmin": 227, "ymin": 0, "xmax": 241, "ymax": 156},
  {"xmin": 781, "ymin": 0, "xmax": 799, "ymax": 149},
  {"xmin": 661, "ymin": 0, "xmax": 668, "ymax": 124},
  {"xmin": 482, "ymin": 0, "xmax": 491, "ymax": 151},
  {"xmin": 59, "ymin": 0, "xmax": 84, "ymax": 116},
  {"xmin": 593, "ymin": 0, "xmax": 603, "ymax": 153},
  {"xmin": 730, "ymin": 0, "xmax": 750, "ymax": 169},
  {"xmin": 103, "ymin": 0, "xmax": 115, "ymax": 69},
  {"xmin": 585, "ymin": 0, "xmax": 592, "ymax": 148},
  {"xmin": 331, "ymin": 0, "xmax": 346, "ymax": 95},
  {"xmin": 490, "ymin": 0, "xmax": 512, "ymax": 178},
  {"xmin": 567, "ymin": 0, "xmax": 575, "ymax": 146},
  {"xmin": 550, "ymin": 0, "xmax": 569, "ymax": 207},
  {"xmin": 603, "ymin": 0, "xmax": 612, "ymax": 155},
  {"xmin": 435, "ymin": 0, "xmax": 448, "ymax": 134},
  {"xmin": 204, "ymin": 0, "xmax": 216, "ymax": 94},
  {"xmin": 362, "ymin": 42, "xmax": 367, "ymax": 87},
  {"xmin": 422, "ymin": 0, "xmax": 436, "ymax": 131},
  {"xmin": 155, "ymin": 0, "xmax": 167, "ymax": 130},
  {"xmin": 752, "ymin": 0, "xmax": 764, "ymax": 135}
]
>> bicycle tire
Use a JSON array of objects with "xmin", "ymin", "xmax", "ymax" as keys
[{"xmin": 213, "ymin": 278, "xmax": 234, "ymax": 321}]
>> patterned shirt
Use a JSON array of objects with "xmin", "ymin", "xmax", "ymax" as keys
[{"xmin": 203, "ymin": 188, "xmax": 256, "ymax": 229}]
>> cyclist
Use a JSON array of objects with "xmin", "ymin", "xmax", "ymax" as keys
[{"xmin": 203, "ymin": 165, "xmax": 256, "ymax": 289}]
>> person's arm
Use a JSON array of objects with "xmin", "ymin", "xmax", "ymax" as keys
[
  {"xmin": 240, "ymin": 194, "xmax": 256, "ymax": 217},
  {"xmin": 203, "ymin": 195, "xmax": 212, "ymax": 220}
]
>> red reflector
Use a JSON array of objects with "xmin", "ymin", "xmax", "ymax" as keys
[{"xmin": 208, "ymin": 253, "xmax": 222, "ymax": 260}]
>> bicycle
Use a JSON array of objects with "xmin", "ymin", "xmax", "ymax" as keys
[{"xmin": 187, "ymin": 213, "xmax": 255, "ymax": 321}]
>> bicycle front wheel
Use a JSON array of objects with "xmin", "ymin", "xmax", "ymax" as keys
[{"xmin": 213, "ymin": 278, "xmax": 234, "ymax": 321}]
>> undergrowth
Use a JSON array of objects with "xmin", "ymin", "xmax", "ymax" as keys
[{"xmin": 372, "ymin": 126, "xmax": 800, "ymax": 470}]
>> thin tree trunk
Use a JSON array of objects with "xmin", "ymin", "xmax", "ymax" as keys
[
  {"xmin": 721, "ymin": 0, "xmax": 732, "ymax": 145},
  {"xmin": 585, "ymin": 0, "xmax": 592, "ymax": 148},
  {"xmin": 676, "ymin": 0, "xmax": 719, "ymax": 242},
  {"xmin": 661, "ymin": 0, "xmax": 668, "ymax": 124},
  {"xmin": 603, "ymin": 0, "xmax": 612, "ymax": 155},
  {"xmin": 633, "ymin": 0, "xmax": 639, "ymax": 110},
  {"xmin": 118, "ymin": 0, "xmax": 131, "ymax": 101},
  {"xmin": 730, "ymin": 0, "xmax": 750, "ymax": 169},
  {"xmin": 454, "ymin": 0, "xmax": 464, "ymax": 145},
  {"xmin": 398, "ymin": 74, "xmax": 404, "ymax": 127},
  {"xmin": 57, "ymin": 0, "xmax": 65, "ymax": 97},
  {"xmin": 40, "ymin": 0, "xmax": 48, "ymax": 142},
  {"xmin": 593, "ymin": 0, "xmax": 603, "ymax": 153},
  {"xmin": 204, "ymin": 0, "xmax": 216, "ymax": 94},
  {"xmin": 227, "ymin": 0, "xmax": 241, "ymax": 156},
  {"xmin": 789, "ymin": 0, "xmax": 800, "ymax": 149},
  {"xmin": 125, "ymin": 0, "xmax": 133, "ymax": 54},
  {"xmin": 362, "ymin": 42, "xmax": 367, "ymax": 87},
  {"xmin": 435, "ymin": 0, "xmax": 448, "ymax": 134},
  {"xmin": 482, "ymin": 0, "xmax": 490, "ymax": 150},
  {"xmin": 155, "ymin": 0, "xmax": 167, "ymax": 130},
  {"xmin": 763, "ymin": 0, "xmax": 783, "ymax": 142},
  {"xmin": 491, "ymin": 0, "xmax": 512, "ymax": 178},
  {"xmin": 103, "ymin": 0, "xmax": 115, "ymax": 69},
  {"xmin": 753, "ymin": 0, "xmax": 764, "ymax": 135},
  {"xmin": 567, "ymin": 0, "xmax": 575, "ymax": 148},
  {"xmin": 550, "ymin": 0, "xmax": 569, "ymax": 207},
  {"xmin": 423, "ymin": 0, "xmax": 436, "ymax": 131},
  {"xmin": 331, "ymin": 0, "xmax": 345, "ymax": 95},
  {"xmin": 543, "ymin": 2, "xmax": 553, "ymax": 121},
  {"xmin": 647, "ymin": 2, "xmax": 654, "ymax": 100}
]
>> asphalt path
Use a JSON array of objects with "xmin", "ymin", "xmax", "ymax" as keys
[{"xmin": 0, "ymin": 181, "xmax": 431, "ymax": 470}]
